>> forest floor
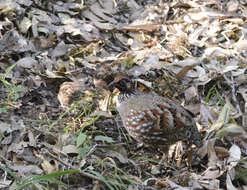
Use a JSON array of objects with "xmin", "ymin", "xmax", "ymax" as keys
[{"xmin": 0, "ymin": 0, "xmax": 247, "ymax": 189}]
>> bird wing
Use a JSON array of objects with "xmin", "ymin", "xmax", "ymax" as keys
[{"xmin": 123, "ymin": 97, "xmax": 199, "ymax": 146}]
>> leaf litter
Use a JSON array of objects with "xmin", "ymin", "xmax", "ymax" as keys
[{"xmin": 0, "ymin": 0, "xmax": 247, "ymax": 189}]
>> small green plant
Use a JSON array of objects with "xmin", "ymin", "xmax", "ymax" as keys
[
  {"xmin": 114, "ymin": 56, "xmax": 135, "ymax": 68},
  {"xmin": 49, "ymin": 92, "xmax": 98, "ymax": 131},
  {"xmin": 77, "ymin": 132, "xmax": 91, "ymax": 159},
  {"xmin": 86, "ymin": 164, "xmax": 139, "ymax": 189},
  {"xmin": 0, "ymin": 106, "xmax": 9, "ymax": 114},
  {"xmin": 0, "ymin": 164, "xmax": 79, "ymax": 189},
  {"xmin": 76, "ymin": 131, "xmax": 115, "ymax": 159},
  {"xmin": 0, "ymin": 64, "xmax": 25, "ymax": 113},
  {"xmin": 205, "ymin": 85, "xmax": 224, "ymax": 106},
  {"xmin": 75, "ymin": 131, "xmax": 139, "ymax": 189},
  {"xmin": 235, "ymin": 158, "xmax": 247, "ymax": 185},
  {"xmin": 12, "ymin": 170, "xmax": 79, "ymax": 190}
]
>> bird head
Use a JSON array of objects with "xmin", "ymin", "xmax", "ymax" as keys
[{"xmin": 108, "ymin": 76, "xmax": 135, "ymax": 94}]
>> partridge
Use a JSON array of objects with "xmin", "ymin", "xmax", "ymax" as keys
[{"xmin": 109, "ymin": 76, "xmax": 202, "ymax": 152}]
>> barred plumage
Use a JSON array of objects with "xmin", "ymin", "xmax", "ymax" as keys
[{"xmin": 109, "ymin": 77, "xmax": 202, "ymax": 151}]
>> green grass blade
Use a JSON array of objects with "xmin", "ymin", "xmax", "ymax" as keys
[
  {"xmin": 0, "ymin": 164, "xmax": 20, "ymax": 181},
  {"xmin": 15, "ymin": 169, "xmax": 79, "ymax": 190}
]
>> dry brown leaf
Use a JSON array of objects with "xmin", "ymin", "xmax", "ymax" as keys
[
  {"xmin": 207, "ymin": 138, "xmax": 220, "ymax": 167},
  {"xmin": 227, "ymin": 0, "xmax": 239, "ymax": 13},
  {"xmin": 208, "ymin": 120, "xmax": 224, "ymax": 134},
  {"xmin": 155, "ymin": 180, "xmax": 168, "ymax": 188},
  {"xmin": 202, "ymin": 168, "xmax": 223, "ymax": 179},
  {"xmin": 62, "ymin": 145, "xmax": 78, "ymax": 156},
  {"xmin": 199, "ymin": 105, "xmax": 215, "ymax": 125},
  {"xmin": 34, "ymin": 151, "xmax": 58, "ymax": 174},
  {"xmin": 227, "ymin": 144, "xmax": 241, "ymax": 167},
  {"xmin": 99, "ymin": 91, "xmax": 111, "ymax": 111},
  {"xmin": 175, "ymin": 65, "xmax": 195, "ymax": 80},
  {"xmin": 41, "ymin": 159, "xmax": 58, "ymax": 174},
  {"xmin": 215, "ymin": 146, "xmax": 229, "ymax": 159},
  {"xmin": 165, "ymin": 178, "xmax": 190, "ymax": 190},
  {"xmin": 120, "ymin": 24, "xmax": 161, "ymax": 33},
  {"xmin": 226, "ymin": 172, "xmax": 238, "ymax": 190},
  {"xmin": 57, "ymin": 81, "xmax": 85, "ymax": 107}
]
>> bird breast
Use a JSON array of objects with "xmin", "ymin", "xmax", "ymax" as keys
[{"xmin": 117, "ymin": 93, "xmax": 168, "ymax": 113}]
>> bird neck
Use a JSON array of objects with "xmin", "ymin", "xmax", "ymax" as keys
[{"xmin": 117, "ymin": 89, "xmax": 138, "ymax": 104}]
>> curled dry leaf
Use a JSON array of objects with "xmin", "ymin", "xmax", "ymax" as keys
[
  {"xmin": 18, "ymin": 17, "xmax": 32, "ymax": 34},
  {"xmin": 106, "ymin": 150, "xmax": 128, "ymax": 164},
  {"xmin": 197, "ymin": 140, "xmax": 208, "ymax": 158},
  {"xmin": 207, "ymin": 138, "xmax": 219, "ymax": 167},
  {"xmin": 9, "ymin": 164, "xmax": 43, "ymax": 175},
  {"xmin": 98, "ymin": 91, "xmax": 111, "ymax": 111},
  {"xmin": 205, "ymin": 102, "xmax": 233, "ymax": 138},
  {"xmin": 199, "ymin": 178, "xmax": 220, "ymax": 189},
  {"xmin": 34, "ymin": 150, "xmax": 59, "ymax": 174},
  {"xmin": 217, "ymin": 101, "xmax": 231, "ymax": 123},
  {"xmin": 191, "ymin": 173, "xmax": 220, "ymax": 190},
  {"xmin": 155, "ymin": 180, "xmax": 168, "ymax": 188},
  {"xmin": 0, "ymin": 122, "xmax": 11, "ymax": 133},
  {"xmin": 62, "ymin": 144, "xmax": 78, "ymax": 157},
  {"xmin": 207, "ymin": 120, "xmax": 224, "ymax": 134},
  {"xmin": 227, "ymin": 144, "xmax": 241, "ymax": 167},
  {"xmin": 227, "ymin": 0, "xmax": 239, "ymax": 13},
  {"xmin": 216, "ymin": 124, "xmax": 244, "ymax": 138},
  {"xmin": 16, "ymin": 57, "xmax": 38, "ymax": 69},
  {"xmin": 184, "ymin": 86, "xmax": 198, "ymax": 102},
  {"xmin": 226, "ymin": 172, "xmax": 238, "ymax": 190},
  {"xmin": 199, "ymin": 105, "xmax": 215, "ymax": 125},
  {"xmin": 215, "ymin": 146, "xmax": 229, "ymax": 160},
  {"xmin": 175, "ymin": 65, "xmax": 195, "ymax": 80},
  {"xmin": 0, "ymin": 180, "xmax": 12, "ymax": 188},
  {"xmin": 165, "ymin": 178, "xmax": 190, "ymax": 190},
  {"xmin": 41, "ymin": 159, "xmax": 58, "ymax": 174},
  {"xmin": 57, "ymin": 81, "xmax": 87, "ymax": 107}
]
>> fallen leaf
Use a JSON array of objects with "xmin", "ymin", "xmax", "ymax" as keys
[
  {"xmin": 120, "ymin": 24, "xmax": 161, "ymax": 33},
  {"xmin": 227, "ymin": 144, "xmax": 241, "ymax": 167},
  {"xmin": 62, "ymin": 145, "xmax": 78, "ymax": 156},
  {"xmin": 226, "ymin": 172, "xmax": 238, "ymax": 190},
  {"xmin": 216, "ymin": 124, "xmax": 244, "ymax": 138}
]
